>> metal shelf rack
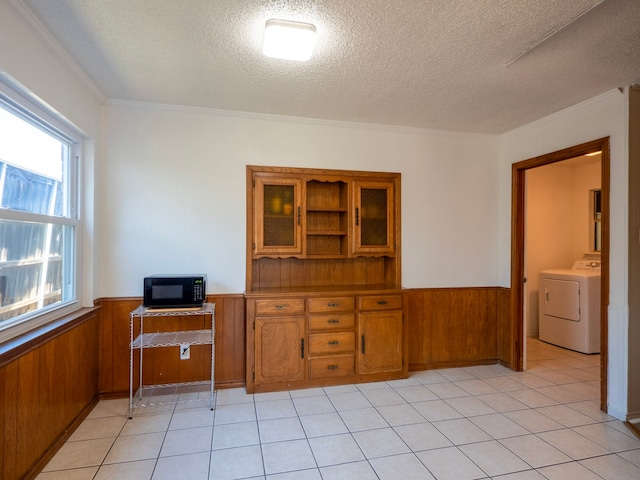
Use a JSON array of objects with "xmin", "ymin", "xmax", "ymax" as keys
[{"xmin": 129, "ymin": 303, "xmax": 215, "ymax": 419}]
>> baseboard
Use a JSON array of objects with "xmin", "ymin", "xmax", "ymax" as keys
[
  {"xmin": 409, "ymin": 359, "xmax": 498, "ymax": 372},
  {"xmin": 626, "ymin": 420, "xmax": 640, "ymax": 439}
]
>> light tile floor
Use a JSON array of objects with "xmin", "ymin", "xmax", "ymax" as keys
[{"xmin": 37, "ymin": 338, "xmax": 640, "ymax": 479}]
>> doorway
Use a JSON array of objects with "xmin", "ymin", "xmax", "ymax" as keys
[{"xmin": 510, "ymin": 138, "xmax": 610, "ymax": 411}]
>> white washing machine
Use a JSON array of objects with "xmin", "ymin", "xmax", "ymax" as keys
[{"xmin": 538, "ymin": 259, "xmax": 601, "ymax": 354}]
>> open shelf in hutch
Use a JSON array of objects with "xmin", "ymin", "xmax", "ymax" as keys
[{"xmin": 305, "ymin": 179, "xmax": 348, "ymax": 258}]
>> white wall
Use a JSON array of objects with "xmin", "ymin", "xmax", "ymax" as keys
[
  {"xmin": 0, "ymin": 0, "xmax": 103, "ymax": 307},
  {"xmin": 499, "ymin": 89, "xmax": 629, "ymax": 419},
  {"xmin": 100, "ymin": 101, "xmax": 500, "ymax": 297}
]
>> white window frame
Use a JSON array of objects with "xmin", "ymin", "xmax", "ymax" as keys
[{"xmin": 0, "ymin": 75, "xmax": 84, "ymax": 344}]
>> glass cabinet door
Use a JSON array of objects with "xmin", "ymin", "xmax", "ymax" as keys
[
  {"xmin": 353, "ymin": 181, "xmax": 395, "ymax": 255},
  {"xmin": 254, "ymin": 176, "xmax": 303, "ymax": 256}
]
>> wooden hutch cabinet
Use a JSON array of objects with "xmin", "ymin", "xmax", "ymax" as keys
[{"xmin": 245, "ymin": 166, "xmax": 407, "ymax": 393}]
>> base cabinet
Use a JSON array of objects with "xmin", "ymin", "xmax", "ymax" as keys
[
  {"xmin": 246, "ymin": 291, "xmax": 407, "ymax": 393},
  {"xmin": 357, "ymin": 294, "xmax": 403, "ymax": 374},
  {"xmin": 358, "ymin": 310, "xmax": 403, "ymax": 374},
  {"xmin": 255, "ymin": 316, "xmax": 306, "ymax": 385}
]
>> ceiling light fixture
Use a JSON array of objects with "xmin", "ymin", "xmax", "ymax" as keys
[{"xmin": 263, "ymin": 19, "xmax": 317, "ymax": 61}]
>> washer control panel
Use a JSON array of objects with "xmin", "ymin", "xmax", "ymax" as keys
[{"xmin": 573, "ymin": 260, "xmax": 601, "ymax": 270}]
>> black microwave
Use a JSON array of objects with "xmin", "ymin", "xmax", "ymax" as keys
[{"xmin": 143, "ymin": 274, "xmax": 207, "ymax": 308}]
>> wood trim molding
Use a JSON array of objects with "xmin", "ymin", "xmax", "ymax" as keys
[
  {"xmin": 626, "ymin": 421, "xmax": 640, "ymax": 440},
  {"xmin": 510, "ymin": 137, "xmax": 610, "ymax": 409}
]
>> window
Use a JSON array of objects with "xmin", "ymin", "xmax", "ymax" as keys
[
  {"xmin": 590, "ymin": 189, "xmax": 602, "ymax": 252},
  {"xmin": 0, "ymin": 80, "xmax": 82, "ymax": 340}
]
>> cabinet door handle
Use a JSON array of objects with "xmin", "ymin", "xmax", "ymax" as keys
[
  {"xmin": 301, "ymin": 338, "xmax": 305, "ymax": 359},
  {"xmin": 275, "ymin": 304, "xmax": 289, "ymax": 310},
  {"xmin": 377, "ymin": 300, "xmax": 388, "ymax": 305},
  {"xmin": 328, "ymin": 340, "xmax": 339, "ymax": 346},
  {"xmin": 328, "ymin": 302, "xmax": 339, "ymax": 307},
  {"xmin": 328, "ymin": 319, "xmax": 340, "ymax": 324},
  {"xmin": 297, "ymin": 206, "xmax": 301, "ymax": 225},
  {"xmin": 355, "ymin": 207, "xmax": 359, "ymax": 226},
  {"xmin": 361, "ymin": 335, "xmax": 365, "ymax": 354},
  {"xmin": 327, "ymin": 365, "xmax": 339, "ymax": 370}
]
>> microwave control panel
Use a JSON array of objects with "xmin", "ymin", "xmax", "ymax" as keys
[{"xmin": 194, "ymin": 278, "xmax": 205, "ymax": 301}]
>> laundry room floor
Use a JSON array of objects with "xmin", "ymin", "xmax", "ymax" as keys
[{"xmin": 37, "ymin": 338, "xmax": 640, "ymax": 480}]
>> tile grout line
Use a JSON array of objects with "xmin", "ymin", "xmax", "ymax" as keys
[{"xmin": 39, "ymin": 339, "xmax": 640, "ymax": 480}]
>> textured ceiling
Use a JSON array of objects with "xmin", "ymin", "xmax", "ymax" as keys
[{"xmin": 17, "ymin": 0, "xmax": 640, "ymax": 134}]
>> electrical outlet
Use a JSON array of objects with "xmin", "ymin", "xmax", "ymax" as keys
[{"xmin": 180, "ymin": 343, "xmax": 190, "ymax": 360}]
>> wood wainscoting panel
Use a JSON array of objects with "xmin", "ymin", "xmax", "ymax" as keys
[
  {"xmin": 2, "ymin": 361, "xmax": 18, "ymax": 480},
  {"xmin": 97, "ymin": 298, "xmax": 141, "ymax": 394},
  {"xmin": 214, "ymin": 295, "xmax": 246, "ymax": 387},
  {"xmin": 407, "ymin": 287, "xmax": 502, "ymax": 371},
  {"xmin": 407, "ymin": 289, "xmax": 432, "ymax": 367},
  {"xmin": 97, "ymin": 294, "xmax": 246, "ymax": 396},
  {"xmin": 0, "ymin": 366, "xmax": 4, "ymax": 478},
  {"xmin": 0, "ymin": 309, "xmax": 99, "ymax": 480},
  {"xmin": 16, "ymin": 349, "xmax": 41, "ymax": 476}
]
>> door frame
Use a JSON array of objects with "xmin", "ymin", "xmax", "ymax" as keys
[{"xmin": 510, "ymin": 137, "xmax": 610, "ymax": 411}]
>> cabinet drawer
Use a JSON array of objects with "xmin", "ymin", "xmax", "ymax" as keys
[
  {"xmin": 309, "ymin": 313, "xmax": 355, "ymax": 331},
  {"xmin": 308, "ymin": 354, "xmax": 355, "ymax": 379},
  {"xmin": 359, "ymin": 294, "xmax": 403, "ymax": 311},
  {"xmin": 255, "ymin": 298, "xmax": 305, "ymax": 316},
  {"xmin": 308, "ymin": 296, "xmax": 355, "ymax": 313},
  {"xmin": 309, "ymin": 332, "xmax": 355, "ymax": 355}
]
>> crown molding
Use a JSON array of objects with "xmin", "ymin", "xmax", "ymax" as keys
[
  {"xmin": 106, "ymin": 98, "xmax": 499, "ymax": 141},
  {"xmin": 6, "ymin": 0, "xmax": 105, "ymax": 103}
]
